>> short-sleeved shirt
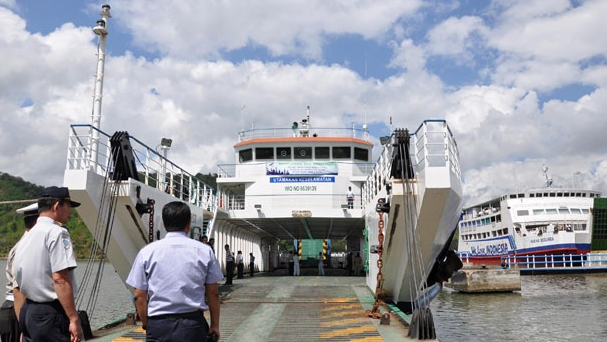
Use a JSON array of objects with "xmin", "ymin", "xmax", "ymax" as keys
[
  {"xmin": 4, "ymin": 237, "xmax": 23, "ymax": 301},
  {"xmin": 236, "ymin": 254, "xmax": 243, "ymax": 264},
  {"xmin": 13, "ymin": 217, "xmax": 78, "ymax": 302},
  {"xmin": 126, "ymin": 231, "xmax": 223, "ymax": 317}
]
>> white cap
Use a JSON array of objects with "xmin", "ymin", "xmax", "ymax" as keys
[{"xmin": 16, "ymin": 202, "xmax": 39, "ymax": 217}]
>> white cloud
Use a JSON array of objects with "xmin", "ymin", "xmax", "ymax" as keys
[
  {"xmin": 425, "ymin": 15, "xmax": 487, "ymax": 61},
  {"xmin": 1, "ymin": 0, "xmax": 607, "ymax": 207},
  {"xmin": 110, "ymin": 0, "xmax": 422, "ymax": 60}
]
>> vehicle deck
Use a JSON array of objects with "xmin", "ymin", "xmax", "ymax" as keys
[{"xmin": 92, "ymin": 268, "xmax": 420, "ymax": 342}]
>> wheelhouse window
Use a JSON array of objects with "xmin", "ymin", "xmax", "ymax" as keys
[
  {"xmin": 354, "ymin": 147, "xmax": 369, "ymax": 161},
  {"xmin": 315, "ymin": 147, "xmax": 330, "ymax": 159},
  {"xmin": 239, "ymin": 148, "xmax": 252, "ymax": 162},
  {"xmin": 277, "ymin": 147, "xmax": 291, "ymax": 160},
  {"xmin": 294, "ymin": 146, "xmax": 312, "ymax": 159},
  {"xmin": 255, "ymin": 147, "xmax": 274, "ymax": 160},
  {"xmin": 517, "ymin": 210, "xmax": 529, "ymax": 216},
  {"xmin": 332, "ymin": 146, "xmax": 351, "ymax": 159}
]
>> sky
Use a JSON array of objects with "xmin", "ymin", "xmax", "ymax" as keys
[{"xmin": 1, "ymin": 0, "xmax": 606, "ymax": 206}]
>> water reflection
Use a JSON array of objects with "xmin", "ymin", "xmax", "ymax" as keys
[{"xmin": 432, "ymin": 274, "xmax": 607, "ymax": 342}]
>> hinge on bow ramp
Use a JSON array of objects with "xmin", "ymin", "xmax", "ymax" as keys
[{"xmin": 390, "ymin": 128, "xmax": 415, "ymax": 180}]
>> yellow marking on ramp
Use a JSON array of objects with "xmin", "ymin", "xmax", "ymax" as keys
[
  {"xmin": 321, "ymin": 303, "xmax": 361, "ymax": 312},
  {"xmin": 322, "ymin": 310, "xmax": 362, "ymax": 318},
  {"xmin": 321, "ymin": 317, "xmax": 368, "ymax": 327},
  {"xmin": 319, "ymin": 325, "xmax": 377, "ymax": 338}
]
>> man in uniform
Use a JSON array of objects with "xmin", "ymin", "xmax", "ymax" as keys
[
  {"xmin": 1, "ymin": 203, "xmax": 38, "ymax": 342},
  {"xmin": 126, "ymin": 201, "xmax": 223, "ymax": 341},
  {"xmin": 13, "ymin": 186, "xmax": 83, "ymax": 342},
  {"xmin": 224, "ymin": 244, "xmax": 235, "ymax": 285}
]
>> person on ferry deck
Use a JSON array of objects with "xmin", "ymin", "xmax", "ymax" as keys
[
  {"xmin": 249, "ymin": 253, "xmax": 255, "ymax": 277},
  {"xmin": 224, "ymin": 244, "xmax": 235, "ymax": 285},
  {"xmin": 13, "ymin": 187, "xmax": 84, "ymax": 342},
  {"xmin": 346, "ymin": 186, "xmax": 355, "ymax": 209},
  {"xmin": 1, "ymin": 203, "xmax": 38, "ymax": 342},
  {"xmin": 126, "ymin": 201, "xmax": 223, "ymax": 342},
  {"xmin": 236, "ymin": 251, "xmax": 244, "ymax": 279},
  {"xmin": 318, "ymin": 252, "xmax": 325, "ymax": 276}
]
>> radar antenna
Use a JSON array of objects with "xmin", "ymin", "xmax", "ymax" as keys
[{"xmin": 542, "ymin": 165, "xmax": 553, "ymax": 188}]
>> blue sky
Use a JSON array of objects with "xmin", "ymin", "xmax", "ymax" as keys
[{"xmin": 1, "ymin": 0, "xmax": 606, "ymax": 204}]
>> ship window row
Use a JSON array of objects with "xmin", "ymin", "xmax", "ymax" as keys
[
  {"xmin": 461, "ymin": 228, "xmax": 508, "ymax": 241},
  {"xmin": 460, "ymin": 214, "xmax": 502, "ymax": 229},
  {"xmin": 507, "ymin": 191, "xmax": 600, "ymax": 200},
  {"xmin": 516, "ymin": 208, "xmax": 589, "ymax": 216},
  {"xmin": 238, "ymin": 146, "xmax": 369, "ymax": 162}
]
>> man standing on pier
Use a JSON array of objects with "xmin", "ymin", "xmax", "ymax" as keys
[
  {"xmin": 127, "ymin": 201, "xmax": 223, "ymax": 341},
  {"xmin": 1, "ymin": 203, "xmax": 38, "ymax": 342},
  {"xmin": 12, "ymin": 186, "xmax": 84, "ymax": 342}
]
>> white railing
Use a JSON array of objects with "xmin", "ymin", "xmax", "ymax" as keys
[
  {"xmin": 362, "ymin": 120, "xmax": 461, "ymax": 203},
  {"xmin": 502, "ymin": 253, "xmax": 607, "ymax": 269},
  {"xmin": 217, "ymin": 193, "xmax": 363, "ymax": 211},
  {"xmin": 237, "ymin": 127, "xmax": 370, "ymax": 141},
  {"xmin": 66, "ymin": 124, "xmax": 216, "ymax": 211}
]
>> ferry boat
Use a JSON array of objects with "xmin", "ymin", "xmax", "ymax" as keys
[
  {"xmin": 362, "ymin": 121, "xmax": 463, "ymax": 338},
  {"xmin": 62, "ymin": 6, "xmax": 464, "ymax": 339},
  {"xmin": 457, "ymin": 168, "xmax": 601, "ymax": 265}
]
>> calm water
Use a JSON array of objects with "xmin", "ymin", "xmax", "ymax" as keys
[
  {"xmin": 432, "ymin": 274, "xmax": 607, "ymax": 341},
  {"xmin": 3, "ymin": 259, "xmax": 607, "ymax": 340},
  {"xmin": 0, "ymin": 259, "xmax": 133, "ymax": 329}
]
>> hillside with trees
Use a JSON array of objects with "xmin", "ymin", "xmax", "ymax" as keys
[
  {"xmin": 0, "ymin": 172, "xmax": 94, "ymax": 258},
  {"xmin": 0, "ymin": 171, "xmax": 219, "ymax": 258}
]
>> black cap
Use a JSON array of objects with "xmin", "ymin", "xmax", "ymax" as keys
[{"xmin": 39, "ymin": 186, "xmax": 81, "ymax": 207}]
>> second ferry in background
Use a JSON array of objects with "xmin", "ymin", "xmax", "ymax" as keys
[{"xmin": 457, "ymin": 166, "xmax": 601, "ymax": 265}]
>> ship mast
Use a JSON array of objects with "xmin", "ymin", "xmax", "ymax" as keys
[{"xmin": 89, "ymin": 4, "xmax": 111, "ymax": 170}]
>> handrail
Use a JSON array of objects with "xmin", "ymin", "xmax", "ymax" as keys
[
  {"xmin": 66, "ymin": 124, "xmax": 216, "ymax": 212},
  {"xmin": 501, "ymin": 253, "xmax": 607, "ymax": 269},
  {"xmin": 456, "ymin": 252, "xmax": 607, "ymax": 269},
  {"xmin": 237, "ymin": 127, "xmax": 370, "ymax": 142}
]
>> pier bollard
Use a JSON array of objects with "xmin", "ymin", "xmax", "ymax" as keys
[
  {"xmin": 380, "ymin": 312, "xmax": 390, "ymax": 325},
  {"xmin": 126, "ymin": 312, "xmax": 136, "ymax": 325}
]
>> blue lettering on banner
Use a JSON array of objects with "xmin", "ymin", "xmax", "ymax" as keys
[
  {"xmin": 470, "ymin": 242, "xmax": 509, "ymax": 256},
  {"xmin": 270, "ymin": 176, "xmax": 335, "ymax": 183}
]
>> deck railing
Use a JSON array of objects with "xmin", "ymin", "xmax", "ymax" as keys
[
  {"xmin": 217, "ymin": 193, "xmax": 363, "ymax": 211},
  {"xmin": 362, "ymin": 120, "xmax": 460, "ymax": 204},
  {"xmin": 66, "ymin": 124, "xmax": 216, "ymax": 211},
  {"xmin": 501, "ymin": 253, "xmax": 607, "ymax": 269},
  {"xmin": 237, "ymin": 127, "xmax": 370, "ymax": 142}
]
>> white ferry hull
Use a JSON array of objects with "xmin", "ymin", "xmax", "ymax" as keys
[
  {"xmin": 64, "ymin": 169, "xmax": 212, "ymax": 285},
  {"xmin": 364, "ymin": 120, "xmax": 463, "ymax": 311}
]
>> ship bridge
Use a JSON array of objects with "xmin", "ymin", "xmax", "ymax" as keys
[{"xmin": 212, "ymin": 124, "xmax": 375, "ymax": 271}]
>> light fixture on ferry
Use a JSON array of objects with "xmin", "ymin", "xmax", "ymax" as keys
[
  {"xmin": 161, "ymin": 138, "xmax": 172, "ymax": 148},
  {"xmin": 254, "ymin": 204, "xmax": 262, "ymax": 210}
]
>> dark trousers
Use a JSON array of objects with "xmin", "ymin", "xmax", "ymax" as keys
[
  {"xmin": 147, "ymin": 311, "xmax": 209, "ymax": 342},
  {"xmin": 226, "ymin": 261, "xmax": 235, "ymax": 284},
  {"xmin": 237, "ymin": 263, "xmax": 244, "ymax": 279},
  {"xmin": 249, "ymin": 263, "xmax": 255, "ymax": 276},
  {"xmin": 20, "ymin": 300, "xmax": 69, "ymax": 342},
  {"xmin": 0, "ymin": 300, "xmax": 19, "ymax": 342}
]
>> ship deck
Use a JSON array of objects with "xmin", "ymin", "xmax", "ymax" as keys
[{"xmin": 91, "ymin": 269, "xmax": 421, "ymax": 342}]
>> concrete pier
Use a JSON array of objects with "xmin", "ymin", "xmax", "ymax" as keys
[
  {"xmin": 447, "ymin": 265, "xmax": 521, "ymax": 293},
  {"xmin": 92, "ymin": 269, "xmax": 433, "ymax": 342}
]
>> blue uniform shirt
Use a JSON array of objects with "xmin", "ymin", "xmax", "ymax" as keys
[{"xmin": 126, "ymin": 231, "xmax": 223, "ymax": 316}]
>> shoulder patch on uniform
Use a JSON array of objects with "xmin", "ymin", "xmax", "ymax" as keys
[{"xmin": 61, "ymin": 231, "xmax": 72, "ymax": 250}]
